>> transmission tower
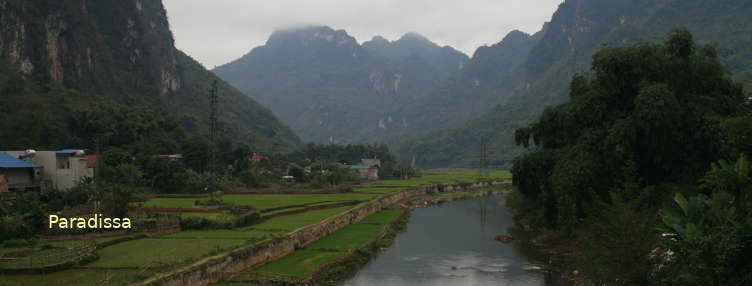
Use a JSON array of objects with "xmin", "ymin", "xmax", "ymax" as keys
[
  {"xmin": 208, "ymin": 80, "xmax": 219, "ymax": 195},
  {"xmin": 209, "ymin": 80, "xmax": 219, "ymax": 172}
]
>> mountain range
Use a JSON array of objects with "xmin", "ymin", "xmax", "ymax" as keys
[
  {"xmin": 5, "ymin": 0, "xmax": 750, "ymax": 168},
  {"xmin": 214, "ymin": 26, "xmax": 472, "ymax": 143},
  {"xmin": 395, "ymin": 0, "xmax": 752, "ymax": 167}
]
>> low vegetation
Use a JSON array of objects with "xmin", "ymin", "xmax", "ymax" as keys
[
  {"xmin": 363, "ymin": 168, "xmax": 510, "ymax": 186},
  {"xmin": 1, "ymin": 166, "xmax": 495, "ymax": 286},
  {"xmin": 235, "ymin": 209, "xmax": 405, "ymax": 282}
]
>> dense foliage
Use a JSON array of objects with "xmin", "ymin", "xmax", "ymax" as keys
[
  {"xmin": 514, "ymin": 29, "xmax": 747, "ymax": 227},
  {"xmin": 285, "ymin": 143, "xmax": 397, "ymax": 165},
  {"xmin": 511, "ymin": 30, "xmax": 750, "ymax": 285},
  {"xmin": 658, "ymin": 155, "xmax": 752, "ymax": 285}
]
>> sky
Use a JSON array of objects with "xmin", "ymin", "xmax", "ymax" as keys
[{"xmin": 162, "ymin": 0, "xmax": 563, "ymax": 69}]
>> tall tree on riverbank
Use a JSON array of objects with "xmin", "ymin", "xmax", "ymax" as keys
[{"xmin": 512, "ymin": 29, "xmax": 748, "ymax": 228}]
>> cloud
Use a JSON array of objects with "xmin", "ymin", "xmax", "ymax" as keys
[{"xmin": 163, "ymin": 0, "xmax": 562, "ymax": 68}]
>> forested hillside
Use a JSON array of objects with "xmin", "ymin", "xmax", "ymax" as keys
[
  {"xmin": 213, "ymin": 26, "xmax": 469, "ymax": 143},
  {"xmin": 0, "ymin": 0, "xmax": 301, "ymax": 153},
  {"xmin": 399, "ymin": 0, "xmax": 752, "ymax": 168},
  {"xmin": 383, "ymin": 29, "xmax": 544, "ymax": 145}
]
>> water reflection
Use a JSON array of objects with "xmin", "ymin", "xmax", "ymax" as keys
[{"xmin": 341, "ymin": 195, "xmax": 563, "ymax": 286}]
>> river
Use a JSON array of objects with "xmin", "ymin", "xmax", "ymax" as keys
[{"xmin": 341, "ymin": 195, "xmax": 566, "ymax": 286}]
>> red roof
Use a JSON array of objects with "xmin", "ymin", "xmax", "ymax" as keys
[
  {"xmin": 155, "ymin": 154, "xmax": 182, "ymax": 159},
  {"xmin": 86, "ymin": 155, "xmax": 98, "ymax": 168},
  {"xmin": 251, "ymin": 154, "xmax": 268, "ymax": 161}
]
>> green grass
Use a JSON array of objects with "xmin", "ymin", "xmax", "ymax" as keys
[
  {"xmin": 306, "ymin": 223, "xmax": 384, "ymax": 250},
  {"xmin": 162, "ymin": 229, "xmax": 282, "ymax": 240},
  {"xmin": 0, "ymin": 246, "xmax": 26, "ymax": 256},
  {"xmin": 262, "ymin": 206, "xmax": 307, "ymax": 216},
  {"xmin": 358, "ymin": 209, "xmax": 403, "ymax": 224},
  {"xmin": 88, "ymin": 238, "xmax": 245, "ymax": 268},
  {"xmin": 45, "ymin": 235, "xmax": 138, "ymax": 249},
  {"xmin": 255, "ymin": 249, "xmax": 346, "ymax": 277},
  {"xmin": 246, "ymin": 209, "xmax": 403, "ymax": 280},
  {"xmin": 0, "ymin": 247, "xmax": 71, "ymax": 269},
  {"xmin": 134, "ymin": 198, "xmax": 197, "ymax": 207},
  {"xmin": 136, "ymin": 193, "xmax": 378, "ymax": 210},
  {"xmin": 247, "ymin": 206, "xmax": 352, "ymax": 231},
  {"xmin": 351, "ymin": 187, "xmax": 406, "ymax": 194},
  {"xmin": 0, "ymin": 269, "xmax": 144, "ymax": 286},
  {"xmin": 364, "ymin": 169, "xmax": 511, "ymax": 186},
  {"xmin": 220, "ymin": 193, "xmax": 377, "ymax": 209},
  {"xmin": 178, "ymin": 212, "xmax": 226, "ymax": 219}
]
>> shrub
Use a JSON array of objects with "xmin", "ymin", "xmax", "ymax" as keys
[
  {"xmin": 234, "ymin": 211, "xmax": 261, "ymax": 228},
  {"xmin": 180, "ymin": 217, "xmax": 213, "ymax": 230}
]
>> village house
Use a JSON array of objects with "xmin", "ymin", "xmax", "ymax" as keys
[
  {"xmin": 2, "ymin": 149, "xmax": 94, "ymax": 191},
  {"xmin": 350, "ymin": 158, "xmax": 381, "ymax": 180},
  {"xmin": 0, "ymin": 153, "xmax": 42, "ymax": 192},
  {"xmin": 250, "ymin": 153, "xmax": 269, "ymax": 163},
  {"xmin": 154, "ymin": 154, "xmax": 183, "ymax": 161}
]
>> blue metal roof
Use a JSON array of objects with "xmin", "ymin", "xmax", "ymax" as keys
[{"xmin": 0, "ymin": 153, "xmax": 39, "ymax": 168}]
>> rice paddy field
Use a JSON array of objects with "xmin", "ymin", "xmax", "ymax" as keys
[
  {"xmin": 1, "ymin": 169, "xmax": 504, "ymax": 286},
  {"xmin": 1, "ymin": 269, "xmax": 144, "ymax": 286},
  {"xmin": 137, "ymin": 193, "xmax": 379, "ymax": 210},
  {"xmin": 223, "ymin": 209, "xmax": 405, "ymax": 284},
  {"xmin": 363, "ymin": 168, "xmax": 511, "ymax": 186}
]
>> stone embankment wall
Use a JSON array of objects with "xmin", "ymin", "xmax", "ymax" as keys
[{"xmin": 140, "ymin": 180, "xmax": 509, "ymax": 286}]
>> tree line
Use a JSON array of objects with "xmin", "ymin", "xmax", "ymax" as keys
[{"xmin": 511, "ymin": 29, "xmax": 751, "ymax": 285}]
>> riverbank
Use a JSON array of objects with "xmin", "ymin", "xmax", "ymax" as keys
[
  {"xmin": 293, "ymin": 209, "xmax": 411, "ymax": 286},
  {"xmin": 133, "ymin": 180, "xmax": 509, "ymax": 286},
  {"xmin": 305, "ymin": 185, "xmax": 512, "ymax": 285},
  {"xmin": 341, "ymin": 189, "xmax": 558, "ymax": 286},
  {"xmin": 504, "ymin": 191, "xmax": 579, "ymax": 285}
]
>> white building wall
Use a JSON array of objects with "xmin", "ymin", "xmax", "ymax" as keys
[{"xmin": 2, "ymin": 150, "xmax": 93, "ymax": 190}]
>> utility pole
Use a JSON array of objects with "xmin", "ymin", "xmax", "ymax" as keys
[
  {"xmin": 94, "ymin": 135, "xmax": 102, "ymax": 213},
  {"xmin": 478, "ymin": 137, "xmax": 488, "ymax": 179}
]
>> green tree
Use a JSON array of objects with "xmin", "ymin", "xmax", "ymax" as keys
[
  {"xmin": 512, "ymin": 29, "xmax": 746, "ymax": 228},
  {"xmin": 722, "ymin": 115, "xmax": 752, "ymax": 158},
  {"xmin": 183, "ymin": 136, "xmax": 210, "ymax": 173},
  {"xmin": 657, "ymin": 155, "xmax": 752, "ymax": 285}
]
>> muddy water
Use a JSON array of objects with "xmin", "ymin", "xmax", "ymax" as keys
[{"xmin": 341, "ymin": 195, "xmax": 565, "ymax": 286}]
